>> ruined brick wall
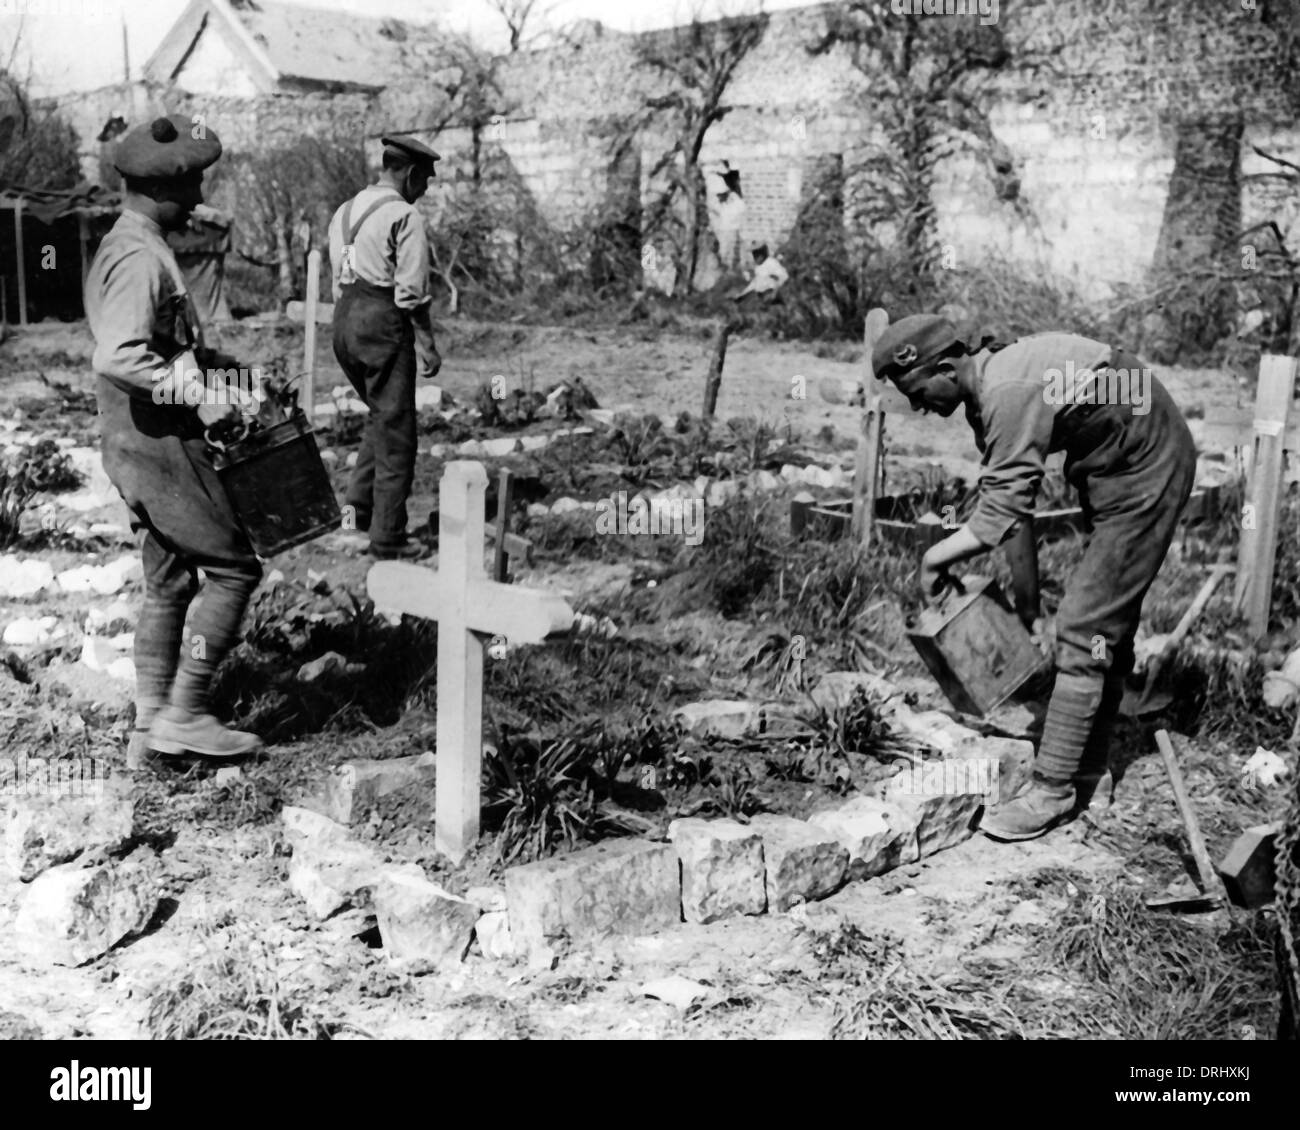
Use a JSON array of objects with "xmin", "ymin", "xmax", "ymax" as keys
[{"xmin": 53, "ymin": 2, "xmax": 1300, "ymax": 302}]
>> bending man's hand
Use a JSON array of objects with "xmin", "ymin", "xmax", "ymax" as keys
[{"xmin": 918, "ymin": 525, "xmax": 989, "ymax": 606}]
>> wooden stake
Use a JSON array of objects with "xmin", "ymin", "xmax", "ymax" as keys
[
  {"xmin": 13, "ymin": 199, "xmax": 27, "ymax": 327},
  {"xmin": 851, "ymin": 308, "xmax": 891, "ymax": 545},
  {"xmin": 1234, "ymin": 354, "xmax": 1296, "ymax": 640},
  {"xmin": 303, "ymin": 248, "xmax": 321, "ymax": 419},
  {"xmin": 1004, "ymin": 518, "xmax": 1041, "ymax": 626},
  {"xmin": 493, "ymin": 468, "xmax": 515, "ymax": 583},
  {"xmin": 702, "ymin": 316, "xmax": 731, "ymax": 422}
]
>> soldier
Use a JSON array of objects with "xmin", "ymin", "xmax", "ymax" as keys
[
  {"xmin": 328, "ymin": 134, "xmax": 442, "ymax": 559},
  {"xmin": 84, "ymin": 114, "xmax": 262, "ymax": 761},
  {"xmin": 872, "ymin": 315, "xmax": 1197, "ymax": 841}
]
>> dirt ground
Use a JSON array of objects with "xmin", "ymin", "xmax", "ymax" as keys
[{"xmin": 0, "ymin": 317, "xmax": 1289, "ymax": 1040}]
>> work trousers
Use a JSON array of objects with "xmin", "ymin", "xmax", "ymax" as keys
[
  {"xmin": 332, "ymin": 280, "xmax": 417, "ymax": 550},
  {"xmin": 96, "ymin": 375, "xmax": 262, "ymax": 728},
  {"xmin": 1044, "ymin": 354, "xmax": 1197, "ymax": 778}
]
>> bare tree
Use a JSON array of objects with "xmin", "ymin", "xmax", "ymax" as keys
[
  {"xmin": 808, "ymin": 3, "xmax": 1012, "ymax": 300},
  {"xmin": 486, "ymin": 0, "xmax": 550, "ymax": 53},
  {"xmin": 634, "ymin": 6, "xmax": 770, "ymax": 294}
]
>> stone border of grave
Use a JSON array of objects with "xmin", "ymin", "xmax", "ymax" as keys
[{"xmin": 280, "ymin": 670, "xmax": 1035, "ymax": 973}]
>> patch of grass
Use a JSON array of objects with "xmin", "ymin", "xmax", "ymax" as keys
[
  {"xmin": 1012, "ymin": 871, "xmax": 1278, "ymax": 1040},
  {"xmin": 801, "ymin": 922, "xmax": 1024, "ymax": 1040},
  {"xmin": 146, "ymin": 923, "xmax": 341, "ymax": 1040}
]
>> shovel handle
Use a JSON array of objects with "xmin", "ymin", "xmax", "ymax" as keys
[{"xmin": 1154, "ymin": 729, "xmax": 1222, "ymax": 897}]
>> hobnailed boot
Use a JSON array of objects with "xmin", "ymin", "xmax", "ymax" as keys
[
  {"xmin": 147, "ymin": 707, "xmax": 263, "ymax": 759},
  {"xmin": 980, "ymin": 773, "xmax": 1077, "ymax": 842},
  {"xmin": 981, "ymin": 671, "xmax": 1102, "ymax": 842}
]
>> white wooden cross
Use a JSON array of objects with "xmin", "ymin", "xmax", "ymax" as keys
[{"xmin": 366, "ymin": 461, "xmax": 574, "ymax": 862}]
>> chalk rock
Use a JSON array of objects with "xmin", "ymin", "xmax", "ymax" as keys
[
  {"xmin": 414, "ymin": 385, "xmax": 443, "ymax": 410},
  {"xmin": 105, "ymin": 658, "xmax": 135, "ymax": 682},
  {"xmin": 281, "ymin": 805, "xmax": 350, "ymax": 849},
  {"xmin": 56, "ymin": 565, "xmax": 97, "ymax": 594},
  {"xmin": 14, "ymin": 848, "xmax": 161, "ymax": 967},
  {"xmin": 482, "ymin": 437, "xmax": 521, "ymax": 457},
  {"xmin": 457, "ymin": 440, "xmax": 486, "ymax": 458},
  {"xmin": 669, "ymin": 818, "xmax": 766, "ymax": 923},
  {"xmin": 297, "ymin": 651, "xmax": 348, "ymax": 683},
  {"xmin": 313, "ymin": 403, "xmax": 339, "ymax": 422},
  {"xmin": 505, "ymin": 839, "xmax": 680, "ymax": 956},
  {"xmin": 5, "ymin": 778, "xmax": 133, "ymax": 882},
  {"xmin": 518, "ymin": 434, "xmax": 550, "ymax": 452},
  {"xmin": 346, "ymin": 452, "xmax": 358, "ymax": 468},
  {"xmin": 3, "ymin": 615, "xmax": 59, "ymax": 647},
  {"xmin": 527, "ymin": 503, "xmax": 549, "ymax": 518},
  {"xmin": 807, "ymin": 795, "xmax": 919, "ymax": 879},
  {"xmin": 374, "ymin": 871, "xmax": 478, "ymax": 971},
  {"xmin": 706, "ymin": 480, "xmax": 740, "ymax": 506},
  {"xmin": 319, "ymin": 752, "xmax": 436, "ymax": 825},
  {"xmin": 474, "ymin": 910, "xmax": 517, "ymax": 961},
  {"xmin": 288, "ymin": 835, "xmax": 423, "ymax": 921},
  {"xmin": 319, "ymin": 448, "xmax": 339, "ymax": 466},
  {"xmin": 748, "ymin": 814, "xmax": 849, "ymax": 912},
  {"xmin": 809, "ymin": 671, "xmax": 899, "ymax": 715},
  {"xmin": 550, "ymin": 497, "xmax": 582, "ymax": 515},
  {"xmin": 464, "ymin": 885, "xmax": 507, "ymax": 913},
  {"xmin": 672, "ymin": 700, "xmax": 763, "ymax": 739},
  {"xmin": 0, "ymin": 556, "xmax": 53, "ymax": 598},
  {"xmin": 80, "ymin": 635, "xmax": 118, "ymax": 672},
  {"xmin": 883, "ymin": 773, "xmax": 984, "ymax": 857}
]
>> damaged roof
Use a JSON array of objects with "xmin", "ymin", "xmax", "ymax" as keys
[{"xmin": 146, "ymin": 0, "xmax": 442, "ymax": 94}]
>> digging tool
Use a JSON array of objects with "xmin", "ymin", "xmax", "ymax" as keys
[
  {"xmin": 1122, "ymin": 563, "xmax": 1234, "ymax": 717},
  {"xmin": 1146, "ymin": 729, "xmax": 1229, "ymax": 914}
]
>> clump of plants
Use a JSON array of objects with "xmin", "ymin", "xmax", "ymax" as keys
[
  {"xmin": 0, "ymin": 439, "xmax": 82, "ymax": 548},
  {"xmin": 481, "ymin": 719, "xmax": 674, "ymax": 864},
  {"xmin": 146, "ymin": 921, "xmax": 340, "ymax": 1040}
]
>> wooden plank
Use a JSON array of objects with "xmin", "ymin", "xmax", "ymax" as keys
[
  {"xmin": 13, "ymin": 199, "xmax": 26, "ymax": 327},
  {"xmin": 1217, "ymin": 822, "xmax": 1281, "ymax": 909},
  {"xmin": 701, "ymin": 317, "xmax": 731, "ymax": 422},
  {"xmin": 285, "ymin": 298, "xmax": 335, "ymax": 325},
  {"xmin": 851, "ymin": 308, "xmax": 890, "ymax": 544},
  {"xmin": 1234, "ymin": 354, "xmax": 1296, "ymax": 639},
  {"xmin": 493, "ymin": 469, "xmax": 514, "ymax": 583},
  {"xmin": 302, "ymin": 249, "xmax": 321, "ymax": 418}
]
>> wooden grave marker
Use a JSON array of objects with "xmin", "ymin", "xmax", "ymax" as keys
[{"xmin": 367, "ymin": 461, "xmax": 574, "ymax": 861}]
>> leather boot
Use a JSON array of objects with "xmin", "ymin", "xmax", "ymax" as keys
[
  {"xmin": 147, "ymin": 707, "xmax": 263, "ymax": 759},
  {"xmin": 981, "ymin": 672, "xmax": 1101, "ymax": 841},
  {"xmin": 980, "ymin": 773, "xmax": 1077, "ymax": 842}
]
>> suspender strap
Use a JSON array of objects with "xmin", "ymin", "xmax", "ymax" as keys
[{"xmin": 342, "ymin": 189, "xmax": 404, "ymax": 245}]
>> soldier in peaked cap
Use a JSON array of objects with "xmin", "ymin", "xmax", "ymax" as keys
[
  {"xmin": 328, "ymin": 133, "xmax": 443, "ymax": 559},
  {"xmin": 872, "ymin": 314, "xmax": 1197, "ymax": 842},
  {"xmin": 83, "ymin": 114, "xmax": 264, "ymax": 763}
]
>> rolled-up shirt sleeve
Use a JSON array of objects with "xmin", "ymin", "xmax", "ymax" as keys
[
  {"xmin": 966, "ymin": 381, "xmax": 1054, "ymax": 547},
  {"xmin": 88, "ymin": 248, "xmax": 175, "ymax": 400},
  {"xmin": 391, "ymin": 209, "xmax": 432, "ymax": 311}
]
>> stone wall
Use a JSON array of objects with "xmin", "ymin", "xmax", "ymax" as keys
[{"xmin": 52, "ymin": 2, "xmax": 1300, "ymax": 301}]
